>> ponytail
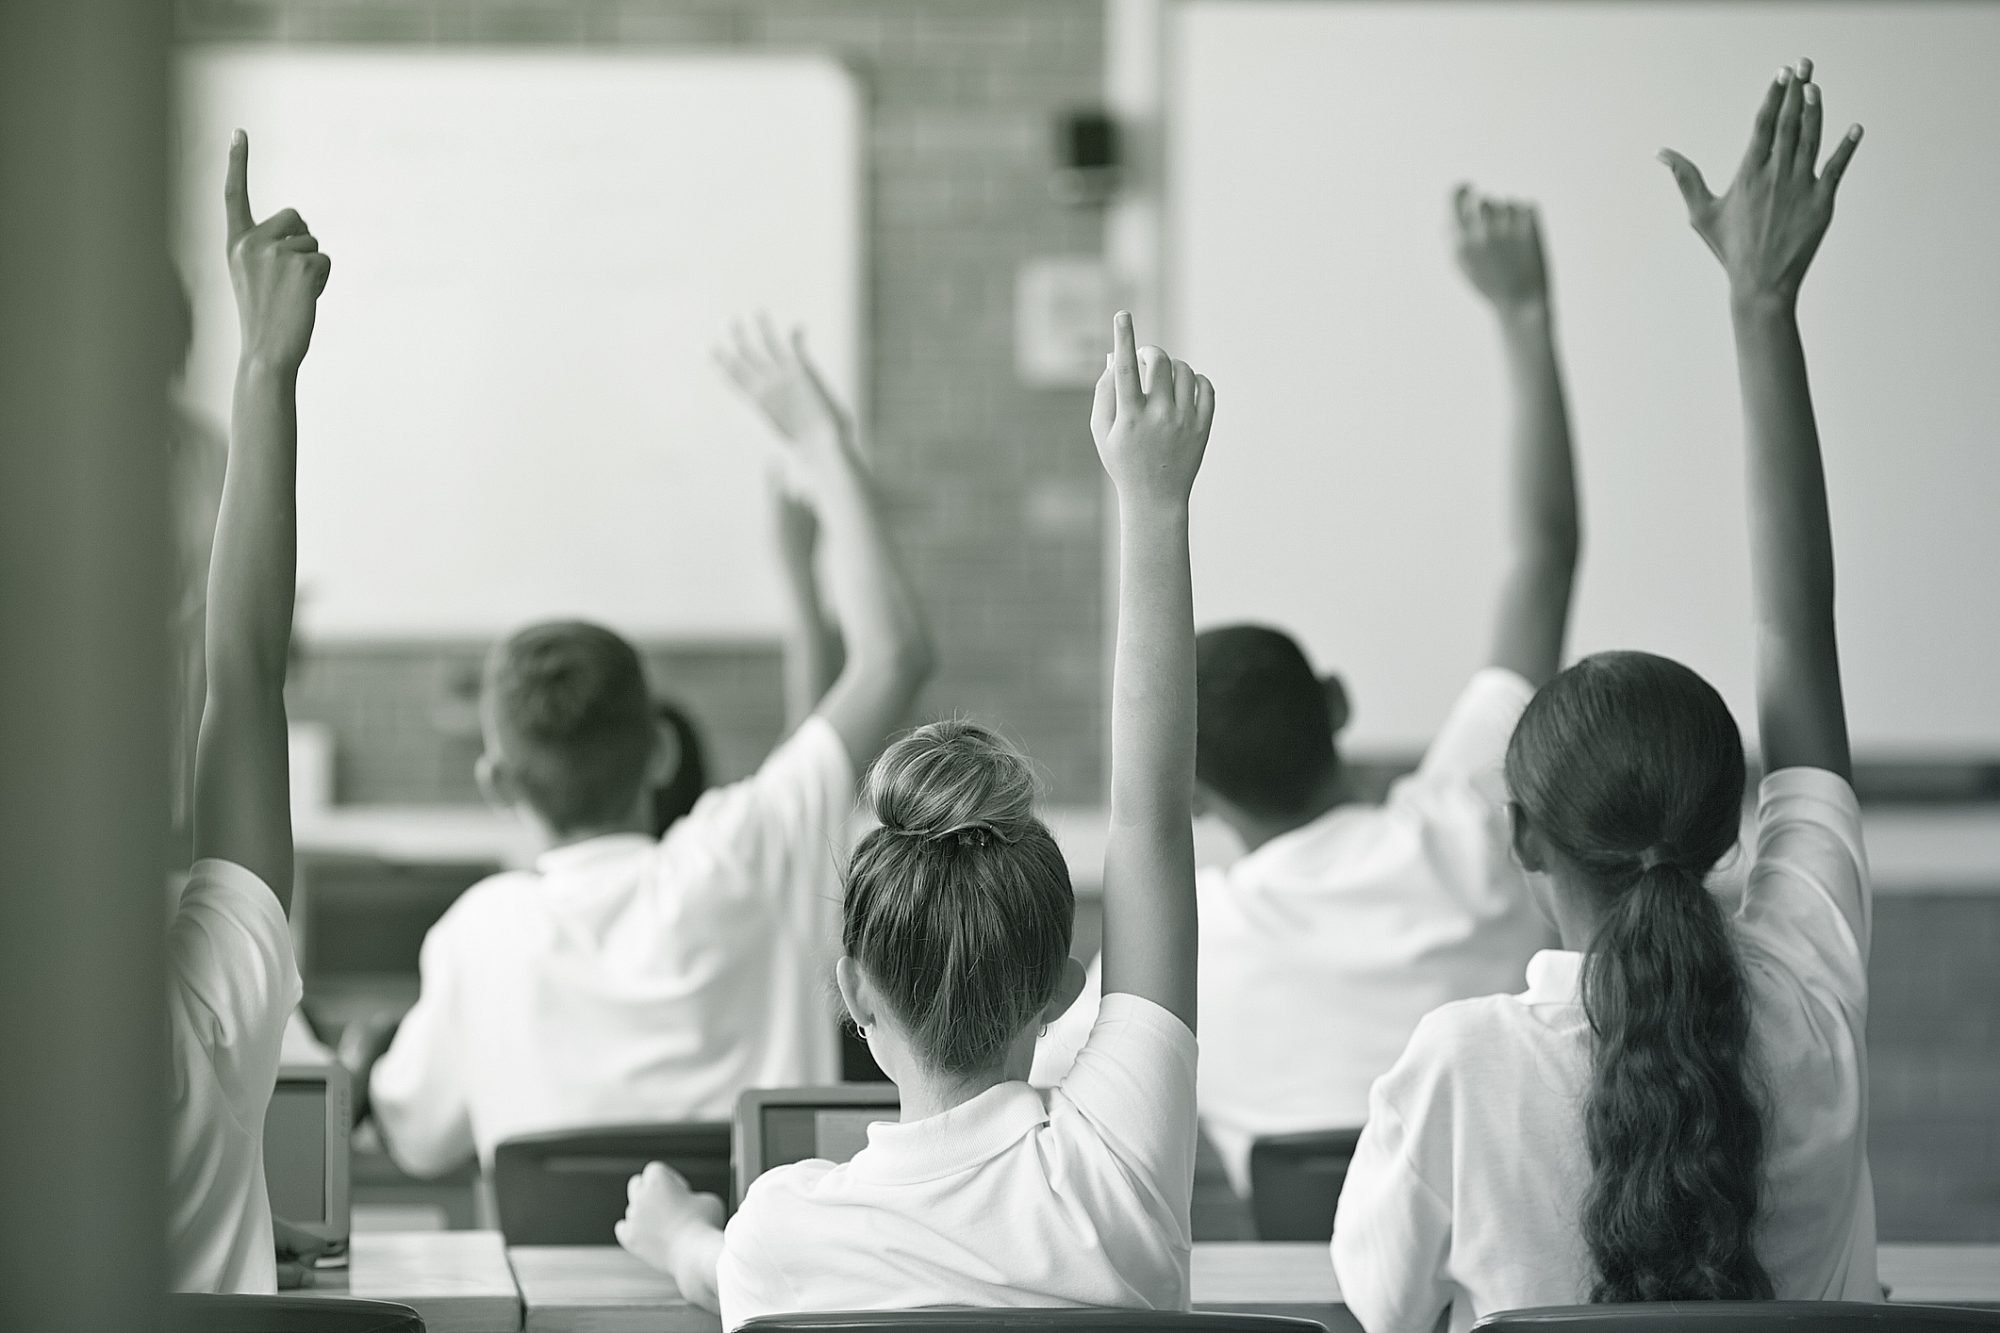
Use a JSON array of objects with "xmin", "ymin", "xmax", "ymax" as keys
[
  {"xmin": 1581, "ymin": 859, "xmax": 1770, "ymax": 1302},
  {"xmin": 1505, "ymin": 651, "xmax": 1771, "ymax": 1303}
]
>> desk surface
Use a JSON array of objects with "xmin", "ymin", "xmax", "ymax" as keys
[
  {"xmin": 315, "ymin": 1235, "xmax": 2000, "ymax": 1333},
  {"xmin": 297, "ymin": 803, "xmax": 2000, "ymax": 895},
  {"xmin": 303, "ymin": 1230, "xmax": 521, "ymax": 1332}
]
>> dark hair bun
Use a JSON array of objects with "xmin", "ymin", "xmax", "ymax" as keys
[{"xmin": 866, "ymin": 720, "xmax": 1037, "ymax": 846}]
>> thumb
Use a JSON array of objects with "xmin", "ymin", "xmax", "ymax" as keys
[
  {"xmin": 224, "ymin": 130, "xmax": 255, "ymax": 241},
  {"xmin": 1656, "ymin": 149, "xmax": 1714, "ymax": 216}
]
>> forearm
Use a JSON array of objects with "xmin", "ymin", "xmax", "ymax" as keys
[
  {"xmin": 1496, "ymin": 303, "xmax": 1581, "ymax": 566},
  {"xmin": 778, "ymin": 577, "xmax": 843, "ymax": 728},
  {"xmin": 1731, "ymin": 295, "xmax": 1850, "ymax": 775},
  {"xmin": 1485, "ymin": 302, "xmax": 1580, "ymax": 685},
  {"xmin": 669, "ymin": 1224, "xmax": 726, "ymax": 1311},
  {"xmin": 1107, "ymin": 505, "xmax": 1197, "ymax": 831},
  {"xmin": 1099, "ymin": 502, "xmax": 1199, "ymax": 1019},
  {"xmin": 208, "ymin": 359, "xmax": 300, "ymax": 692},
  {"xmin": 807, "ymin": 433, "xmax": 933, "ymax": 681}
]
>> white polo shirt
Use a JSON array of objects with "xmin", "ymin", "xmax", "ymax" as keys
[
  {"xmin": 717, "ymin": 993, "xmax": 1198, "ymax": 1330},
  {"xmin": 167, "ymin": 858, "xmax": 303, "ymax": 1293},
  {"xmin": 371, "ymin": 716, "xmax": 855, "ymax": 1175},
  {"xmin": 1036, "ymin": 668, "xmax": 1552, "ymax": 1189},
  {"xmin": 1333, "ymin": 766, "xmax": 1878, "ymax": 1333}
]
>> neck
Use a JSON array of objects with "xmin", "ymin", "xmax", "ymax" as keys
[
  {"xmin": 1231, "ymin": 767, "xmax": 1348, "ymax": 854},
  {"xmin": 889, "ymin": 1037, "xmax": 1034, "ymax": 1123},
  {"xmin": 537, "ymin": 813, "xmax": 651, "ymax": 854}
]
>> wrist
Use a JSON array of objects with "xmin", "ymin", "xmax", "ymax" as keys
[
  {"xmin": 1494, "ymin": 296, "xmax": 1552, "ymax": 330},
  {"xmin": 1114, "ymin": 492, "xmax": 1192, "ymax": 528},
  {"xmin": 1729, "ymin": 287, "xmax": 1800, "ymax": 325},
  {"xmin": 237, "ymin": 352, "xmax": 302, "ymax": 386}
]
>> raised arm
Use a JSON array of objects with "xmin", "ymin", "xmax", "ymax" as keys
[
  {"xmin": 767, "ymin": 470, "xmax": 845, "ymax": 730},
  {"xmin": 1452, "ymin": 185, "xmax": 1581, "ymax": 689},
  {"xmin": 192, "ymin": 131, "xmax": 331, "ymax": 909},
  {"xmin": 716, "ymin": 321, "xmax": 935, "ymax": 772},
  {"xmin": 1091, "ymin": 312, "xmax": 1214, "ymax": 1030},
  {"xmin": 1661, "ymin": 60, "xmax": 1860, "ymax": 779}
]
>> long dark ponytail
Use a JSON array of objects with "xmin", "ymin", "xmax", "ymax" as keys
[{"xmin": 1505, "ymin": 651, "xmax": 1772, "ymax": 1303}]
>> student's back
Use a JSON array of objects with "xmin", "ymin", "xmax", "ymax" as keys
[
  {"xmin": 1334, "ymin": 740, "xmax": 1875, "ymax": 1329},
  {"xmin": 371, "ymin": 700, "xmax": 856, "ymax": 1171}
]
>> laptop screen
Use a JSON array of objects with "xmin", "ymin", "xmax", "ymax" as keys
[
  {"xmin": 760, "ymin": 1105, "xmax": 887, "ymax": 1171},
  {"xmin": 264, "ymin": 1079, "xmax": 329, "ymax": 1224}
]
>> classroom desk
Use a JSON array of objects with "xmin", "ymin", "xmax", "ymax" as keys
[
  {"xmin": 504, "ymin": 1243, "xmax": 1355, "ymax": 1333},
  {"xmin": 300, "ymin": 1230, "xmax": 521, "ymax": 1332},
  {"xmin": 310, "ymin": 1236, "xmax": 2000, "ymax": 1333}
]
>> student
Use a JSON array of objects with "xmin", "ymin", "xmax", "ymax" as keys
[
  {"xmin": 1035, "ymin": 186, "xmax": 1579, "ymax": 1192},
  {"xmin": 1333, "ymin": 62, "xmax": 1873, "ymax": 1331},
  {"xmin": 615, "ymin": 313, "xmax": 1215, "ymax": 1327},
  {"xmin": 168, "ymin": 130, "xmax": 330, "ymax": 1291},
  {"xmin": 352, "ymin": 321, "xmax": 933, "ymax": 1175}
]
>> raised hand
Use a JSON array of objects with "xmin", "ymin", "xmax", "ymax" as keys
[
  {"xmin": 716, "ymin": 317, "xmax": 851, "ymax": 447},
  {"xmin": 1451, "ymin": 185, "xmax": 1549, "ymax": 313},
  {"xmin": 224, "ymin": 130, "xmax": 330, "ymax": 374},
  {"xmin": 1658, "ymin": 59, "xmax": 1862, "ymax": 306},
  {"xmin": 1089, "ymin": 311, "xmax": 1214, "ymax": 510}
]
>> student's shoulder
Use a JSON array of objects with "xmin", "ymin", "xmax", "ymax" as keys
[
  {"xmin": 424, "ymin": 868, "xmax": 542, "ymax": 942},
  {"xmin": 729, "ymin": 1159, "xmax": 844, "ymax": 1244},
  {"xmin": 1387, "ymin": 993, "xmax": 1526, "ymax": 1092}
]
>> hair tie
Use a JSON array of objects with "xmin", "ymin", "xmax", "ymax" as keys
[
  {"xmin": 881, "ymin": 818, "xmax": 1012, "ymax": 850},
  {"xmin": 1635, "ymin": 845, "xmax": 1679, "ymax": 875}
]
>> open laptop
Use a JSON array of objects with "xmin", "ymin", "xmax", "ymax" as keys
[
  {"xmin": 733, "ymin": 1084, "xmax": 900, "ymax": 1207},
  {"xmin": 263, "ymin": 1062, "xmax": 352, "ymax": 1258}
]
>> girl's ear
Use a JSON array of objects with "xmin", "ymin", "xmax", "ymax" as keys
[
  {"xmin": 475, "ymin": 751, "xmax": 516, "ymax": 811},
  {"xmin": 1041, "ymin": 956, "xmax": 1088, "ymax": 1024},
  {"xmin": 834, "ymin": 955, "xmax": 875, "ymax": 1032},
  {"xmin": 1509, "ymin": 801, "xmax": 1547, "ymax": 873},
  {"xmin": 646, "ymin": 718, "xmax": 683, "ymax": 788},
  {"xmin": 1322, "ymin": 672, "xmax": 1352, "ymax": 736}
]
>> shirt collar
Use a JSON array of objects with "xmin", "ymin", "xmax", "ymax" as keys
[
  {"xmin": 1521, "ymin": 948, "xmax": 1585, "ymax": 1004},
  {"xmin": 533, "ymin": 831, "xmax": 656, "ymax": 877},
  {"xmin": 850, "ymin": 1081, "xmax": 1050, "ymax": 1184}
]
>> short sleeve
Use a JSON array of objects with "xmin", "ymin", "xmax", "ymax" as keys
[
  {"xmin": 1735, "ymin": 766, "xmax": 1872, "ymax": 1007},
  {"xmin": 1332, "ymin": 1034, "xmax": 1457, "ymax": 1333},
  {"xmin": 1407, "ymin": 668, "xmax": 1536, "ymax": 799},
  {"xmin": 168, "ymin": 858, "xmax": 302, "ymax": 1117},
  {"xmin": 1053, "ymin": 993, "xmax": 1199, "ymax": 1213},
  {"xmin": 718, "ymin": 1178, "xmax": 807, "ymax": 1331},
  {"xmin": 370, "ymin": 923, "xmax": 477, "ymax": 1177},
  {"xmin": 673, "ymin": 715, "xmax": 857, "ymax": 909}
]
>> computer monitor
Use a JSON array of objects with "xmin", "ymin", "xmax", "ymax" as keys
[
  {"xmin": 263, "ymin": 1062, "xmax": 352, "ymax": 1256},
  {"xmin": 733, "ymin": 1084, "xmax": 900, "ymax": 1206}
]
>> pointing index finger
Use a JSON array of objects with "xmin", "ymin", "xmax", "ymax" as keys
[
  {"xmin": 1110, "ymin": 310, "xmax": 1142, "ymax": 409},
  {"xmin": 224, "ymin": 130, "xmax": 255, "ymax": 242}
]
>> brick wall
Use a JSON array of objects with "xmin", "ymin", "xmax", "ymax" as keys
[{"xmin": 180, "ymin": 0, "xmax": 1111, "ymax": 802}]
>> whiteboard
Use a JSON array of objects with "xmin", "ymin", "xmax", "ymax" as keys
[
  {"xmin": 174, "ymin": 49, "xmax": 862, "ymax": 640},
  {"xmin": 1169, "ymin": 2, "xmax": 2000, "ymax": 756}
]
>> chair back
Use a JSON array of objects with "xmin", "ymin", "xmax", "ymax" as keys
[
  {"xmin": 740, "ymin": 1312, "xmax": 1329, "ymax": 1332},
  {"xmin": 1476, "ymin": 1303, "xmax": 2000, "ymax": 1333},
  {"xmin": 160, "ymin": 1294, "xmax": 424, "ymax": 1332},
  {"xmin": 1246, "ymin": 1128, "xmax": 1363, "ymax": 1242},
  {"xmin": 491, "ymin": 1120, "xmax": 731, "ymax": 1245}
]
